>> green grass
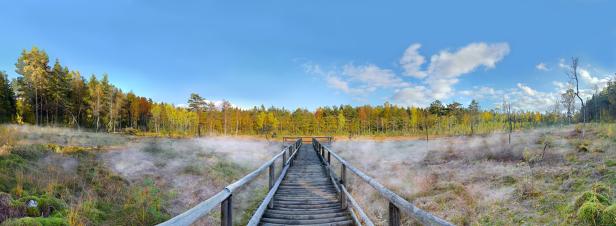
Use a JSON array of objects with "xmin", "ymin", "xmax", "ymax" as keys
[{"xmin": 0, "ymin": 144, "xmax": 170, "ymax": 225}]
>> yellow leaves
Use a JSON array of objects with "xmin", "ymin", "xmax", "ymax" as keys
[{"xmin": 481, "ymin": 112, "xmax": 493, "ymax": 121}]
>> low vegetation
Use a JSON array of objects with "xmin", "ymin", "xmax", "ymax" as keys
[
  {"xmin": 0, "ymin": 125, "xmax": 279, "ymax": 225},
  {"xmin": 335, "ymin": 124, "xmax": 616, "ymax": 225}
]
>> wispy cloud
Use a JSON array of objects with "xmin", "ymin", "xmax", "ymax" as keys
[
  {"xmin": 535, "ymin": 62, "xmax": 549, "ymax": 71},
  {"xmin": 303, "ymin": 62, "xmax": 409, "ymax": 98}
]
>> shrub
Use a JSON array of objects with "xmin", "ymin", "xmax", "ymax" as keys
[
  {"xmin": 10, "ymin": 144, "xmax": 50, "ymax": 160},
  {"xmin": 592, "ymin": 183, "xmax": 611, "ymax": 197},
  {"xmin": 602, "ymin": 204, "xmax": 616, "ymax": 226},
  {"xmin": 517, "ymin": 180, "xmax": 541, "ymax": 199},
  {"xmin": 576, "ymin": 140, "xmax": 591, "ymax": 152},
  {"xmin": 123, "ymin": 128, "xmax": 139, "ymax": 135},
  {"xmin": 574, "ymin": 191, "xmax": 611, "ymax": 210},
  {"xmin": 578, "ymin": 201, "xmax": 605, "ymax": 225},
  {"xmin": 119, "ymin": 179, "xmax": 169, "ymax": 225}
]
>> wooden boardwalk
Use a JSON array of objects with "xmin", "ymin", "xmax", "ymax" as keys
[
  {"xmin": 260, "ymin": 144, "xmax": 353, "ymax": 225},
  {"xmin": 157, "ymin": 137, "xmax": 454, "ymax": 226}
]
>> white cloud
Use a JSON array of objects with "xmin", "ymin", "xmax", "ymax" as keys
[
  {"xmin": 517, "ymin": 83, "xmax": 537, "ymax": 96},
  {"xmin": 325, "ymin": 76, "xmax": 352, "ymax": 94},
  {"xmin": 307, "ymin": 42, "xmax": 511, "ymax": 106},
  {"xmin": 579, "ymin": 68, "xmax": 610, "ymax": 90},
  {"xmin": 342, "ymin": 64, "xmax": 409, "ymax": 88},
  {"xmin": 324, "ymin": 75, "xmax": 369, "ymax": 95},
  {"xmin": 426, "ymin": 42, "xmax": 510, "ymax": 78},
  {"xmin": 304, "ymin": 62, "xmax": 408, "ymax": 98},
  {"xmin": 393, "ymin": 42, "xmax": 510, "ymax": 106},
  {"xmin": 399, "ymin": 43, "xmax": 427, "ymax": 78},
  {"xmin": 391, "ymin": 86, "xmax": 430, "ymax": 107},
  {"xmin": 536, "ymin": 62, "xmax": 549, "ymax": 71},
  {"xmin": 459, "ymin": 86, "xmax": 501, "ymax": 101}
]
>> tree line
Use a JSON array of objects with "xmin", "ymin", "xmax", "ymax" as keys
[{"xmin": 0, "ymin": 47, "xmax": 601, "ymax": 137}]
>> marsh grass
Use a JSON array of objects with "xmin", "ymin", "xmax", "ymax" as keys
[{"xmin": 334, "ymin": 124, "xmax": 616, "ymax": 225}]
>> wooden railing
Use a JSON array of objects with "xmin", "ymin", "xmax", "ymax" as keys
[
  {"xmin": 157, "ymin": 138, "xmax": 302, "ymax": 226},
  {"xmin": 283, "ymin": 136, "xmax": 332, "ymax": 143},
  {"xmin": 312, "ymin": 138, "xmax": 455, "ymax": 226}
]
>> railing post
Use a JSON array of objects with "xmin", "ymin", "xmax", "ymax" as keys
[
  {"xmin": 268, "ymin": 163, "xmax": 275, "ymax": 208},
  {"xmin": 327, "ymin": 151, "xmax": 331, "ymax": 164},
  {"xmin": 283, "ymin": 147, "xmax": 288, "ymax": 165},
  {"xmin": 388, "ymin": 202, "xmax": 401, "ymax": 226},
  {"xmin": 290, "ymin": 145, "xmax": 295, "ymax": 167},
  {"xmin": 340, "ymin": 164, "xmax": 347, "ymax": 209},
  {"xmin": 221, "ymin": 195, "xmax": 232, "ymax": 226}
]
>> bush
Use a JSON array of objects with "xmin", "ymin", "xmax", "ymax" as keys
[
  {"xmin": 592, "ymin": 183, "xmax": 611, "ymax": 197},
  {"xmin": 578, "ymin": 201, "xmax": 606, "ymax": 225},
  {"xmin": 10, "ymin": 145, "xmax": 50, "ymax": 160},
  {"xmin": 123, "ymin": 128, "xmax": 139, "ymax": 135},
  {"xmin": 602, "ymin": 204, "xmax": 616, "ymax": 226},
  {"xmin": 119, "ymin": 179, "xmax": 169, "ymax": 225},
  {"xmin": 576, "ymin": 140, "xmax": 591, "ymax": 152},
  {"xmin": 517, "ymin": 180, "xmax": 541, "ymax": 199},
  {"xmin": 574, "ymin": 191, "xmax": 611, "ymax": 210}
]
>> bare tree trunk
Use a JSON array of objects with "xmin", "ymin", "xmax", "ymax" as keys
[
  {"xmin": 35, "ymin": 87, "xmax": 39, "ymax": 126},
  {"xmin": 235, "ymin": 109, "xmax": 239, "ymax": 136}
]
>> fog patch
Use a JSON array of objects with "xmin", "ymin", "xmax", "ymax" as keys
[{"xmin": 102, "ymin": 137, "xmax": 281, "ymax": 215}]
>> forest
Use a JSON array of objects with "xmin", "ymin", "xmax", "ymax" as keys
[{"xmin": 0, "ymin": 47, "xmax": 612, "ymax": 138}]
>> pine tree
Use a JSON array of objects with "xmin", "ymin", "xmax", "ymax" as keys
[
  {"xmin": 0, "ymin": 71, "xmax": 17, "ymax": 122},
  {"xmin": 187, "ymin": 93, "xmax": 206, "ymax": 136}
]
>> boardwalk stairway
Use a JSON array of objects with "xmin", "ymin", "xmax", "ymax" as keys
[
  {"xmin": 158, "ymin": 137, "xmax": 454, "ymax": 226},
  {"xmin": 260, "ymin": 144, "xmax": 353, "ymax": 225}
]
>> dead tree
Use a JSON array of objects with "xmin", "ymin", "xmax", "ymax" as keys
[
  {"xmin": 567, "ymin": 57, "xmax": 586, "ymax": 138},
  {"xmin": 503, "ymin": 97, "xmax": 513, "ymax": 144}
]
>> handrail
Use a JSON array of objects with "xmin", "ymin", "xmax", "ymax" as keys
[
  {"xmin": 312, "ymin": 139, "xmax": 454, "ymax": 226},
  {"xmin": 158, "ymin": 138, "xmax": 302, "ymax": 226},
  {"xmin": 284, "ymin": 136, "xmax": 332, "ymax": 143},
  {"xmin": 318, "ymin": 149, "xmax": 374, "ymax": 226}
]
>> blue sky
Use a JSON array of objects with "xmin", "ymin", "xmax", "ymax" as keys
[{"xmin": 1, "ymin": 0, "xmax": 615, "ymax": 111}]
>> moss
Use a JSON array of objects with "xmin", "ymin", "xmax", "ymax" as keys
[
  {"xmin": 607, "ymin": 160, "xmax": 616, "ymax": 167},
  {"xmin": 602, "ymin": 204, "xmax": 616, "ymax": 226},
  {"xmin": 17, "ymin": 195, "xmax": 67, "ymax": 218},
  {"xmin": 1, "ymin": 216, "xmax": 68, "ymax": 226},
  {"xmin": 578, "ymin": 201, "xmax": 606, "ymax": 225}
]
